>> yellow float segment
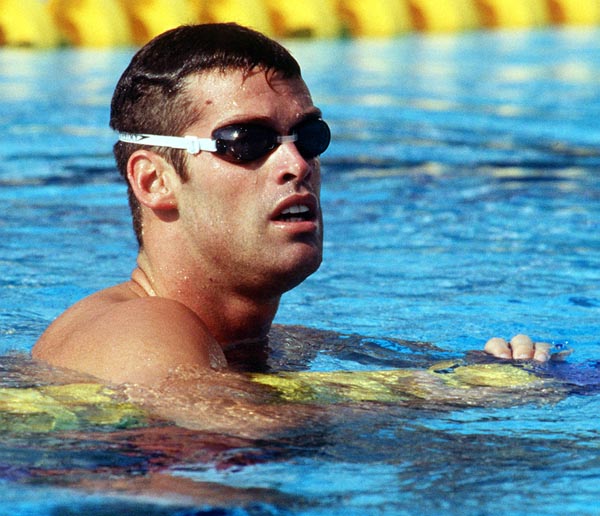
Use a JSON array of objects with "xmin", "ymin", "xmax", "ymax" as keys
[
  {"xmin": 427, "ymin": 361, "xmax": 538, "ymax": 388},
  {"xmin": 546, "ymin": 0, "xmax": 600, "ymax": 25},
  {"xmin": 3, "ymin": 0, "xmax": 600, "ymax": 47},
  {"xmin": 409, "ymin": 0, "xmax": 481, "ymax": 32},
  {"xmin": 0, "ymin": 385, "xmax": 78, "ymax": 432},
  {"xmin": 474, "ymin": 0, "xmax": 550, "ymax": 28},
  {"xmin": 0, "ymin": 0, "xmax": 60, "ymax": 47},
  {"xmin": 0, "ymin": 362, "xmax": 551, "ymax": 433},
  {"xmin": 197, "ymin": 0, "xmax": 275, "ymax": 38},
  {"xmin": 118, "ymin": 0, "xmax": 196, "ymax": 45},
  {"xmin": 48, "ymin": 0, "xmax": 132, "ymax": 47},
  {"xmin": 251, "ymin": 362, "xmax": 540, "ymax": 403},
  {"xmin": 337, "ymin": 0, "xmax": 413, "ymax": 37},
  {"xmin": 252, "ymin": 369, "xmax": 419, "ymax": 403},
  {"xmin": 0, "ymin": 383, "xmax": 147, "ymax": 433},
  {"xmin": 265, "ymin": 0, "xmax": 342, "ymax": 38}
]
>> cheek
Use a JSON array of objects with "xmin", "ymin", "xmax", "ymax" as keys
[
  {"xmin": 187, "ymin": 160, "xmax": 244, "ymax": 206},
  {"xmin": 182, "ymin": 158, "xmax": 267, "ymax": 233},
  {"xmin": 311, "ymin": 163, "xmax": 322, "ymax": 193},
  {"xmin": 196, "ymin": 176, "xmax": 262, "ymax": 231}
]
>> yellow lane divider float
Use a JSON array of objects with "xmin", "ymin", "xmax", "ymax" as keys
[
  {"xmin": 339, "ymin": 0, "xmax": 413, "ymax": 37},
  {"xmin": 0, "ymin": 361, "xmax": 549, "ymax": 432},
  {"xmin": 0, "ymin": 383, "xmax": 147, "ymax": 433},
  {"xmin": 199, "ymin": 0, "xmax": 275, "ymax": 39},
  {"xmin": 48, "ymin": 0, "xmax": 132, "ymax": 47},
  {"xmin": 547, "ymin": 0, "xmax": 600, "ymax": 25},
  {"xmin": 2, "ymin": 0, "xmax": 600, "ymax": 47},
  {"xmin": 0, "ymin": 0, "xmax": 60, "ymax": 47},
  {"xmin": 251, "ymin": 361, "xmax": 542, "ymax": 403},
  {"xmin": 409, "ymin": 0, "xmax": 481, "ymax": 32},
  {"xmin": 474, "ymin": 0, "xmax": 550, "ymax": 28},
  {"xmin": 120, "ymin": 0, "xmax": 197, "ymax": 46}
]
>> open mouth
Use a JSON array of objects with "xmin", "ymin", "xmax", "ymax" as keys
[{"xmin": 276, "ymin": 204, "xmax": 314, "ymax": 223}]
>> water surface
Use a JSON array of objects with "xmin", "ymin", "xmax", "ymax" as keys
[{"xmin": 1, "ymin": 27, "xmax": 600, "ymax": 515}]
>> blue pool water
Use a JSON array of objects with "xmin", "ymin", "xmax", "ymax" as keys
[{"xmin": 1, "ymin": 27, "xmax": 600, "ymax": 515}]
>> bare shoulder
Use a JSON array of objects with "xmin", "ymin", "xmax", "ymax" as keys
[{"xmin": 32, "ymin": 282, "xmax": 226, "ymax": 385}]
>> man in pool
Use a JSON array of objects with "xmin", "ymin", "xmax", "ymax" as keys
[{"xmin": 32, "ymin": 23, "xmax": 548, "ymax": 387}]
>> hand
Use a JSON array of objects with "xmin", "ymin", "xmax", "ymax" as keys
[{"xmin": 484, "ymin": 334, "xmax": 551, "ymax": 362}]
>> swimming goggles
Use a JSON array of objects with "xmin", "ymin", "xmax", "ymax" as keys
[{"xmin": 118, "ymin": 118, "xmax": 331, "ymax": 164}]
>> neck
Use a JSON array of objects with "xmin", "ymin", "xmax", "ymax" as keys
[{"xmin": 131, "ymin": 251, "xmax": 281, "ymax": 347}]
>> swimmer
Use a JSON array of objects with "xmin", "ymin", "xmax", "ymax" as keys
[{"xmin": 32, "ymin": 23, "xmax": 546, "ymax": 394}]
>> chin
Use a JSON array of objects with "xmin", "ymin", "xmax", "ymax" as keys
[{"xmin": 290, "ymin": 254, "xmax": 322, "ymax": 287}]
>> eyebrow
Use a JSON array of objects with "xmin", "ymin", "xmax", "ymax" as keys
[{"xmin": 213, "ymin": 109, "xmax": 324, "ymax": 132}]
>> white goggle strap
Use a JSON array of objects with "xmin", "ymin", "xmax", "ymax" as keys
[
  {"xmin": 277, "ymin": 134, "xmax": 298, "ymax": 144},
  {"xmin": 117, "ymin": 133, "xmax": 217, "ymax": 154}
]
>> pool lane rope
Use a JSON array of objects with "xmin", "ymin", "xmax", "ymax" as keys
[
  {"xmin": 0, "ymin": 360, "xmax": 562, "ymax": 432},
  {"xmin": 2, "ymin": 0, "xmax": 600, "ymax": 47}
]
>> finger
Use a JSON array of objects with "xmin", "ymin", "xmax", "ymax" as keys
[
  {"xmin": 484, "ymin": 337, "xmax": 511, "ymax": 359},
  {"xmin": 533, "ymin": 342, "xmax": 551, "ymax": 362},
  {"xmin": 509, "ymin": 334, "xmax": 535, "ymax": 359}
]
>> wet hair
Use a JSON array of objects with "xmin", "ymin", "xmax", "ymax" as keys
[{"xmin": 109, "ymin": 23, "xmax": 302, "ymax": 247}]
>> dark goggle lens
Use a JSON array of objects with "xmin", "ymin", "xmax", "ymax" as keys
[
  {"xmin": 213, "ymin": 119, "xmax": 330, "ymax": 163},
  {"xmin": 294, "ymin": 118, "xmax": 331, "ymax": 160},
  {"xmin": 214, "ymin": 125, "xmax": 277, "ymax": 162}
]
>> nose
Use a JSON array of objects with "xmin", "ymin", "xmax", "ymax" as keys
[{"xmin": 272, "ymin": 142, "xmax": 314, "ymax": 185}]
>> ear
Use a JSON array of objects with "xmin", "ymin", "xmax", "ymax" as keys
[{"xmin": 127, "ymin": 150, "xmax": 179, "ymax": 211}]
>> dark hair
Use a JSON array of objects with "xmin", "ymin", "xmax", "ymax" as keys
[{"xmin": 110, "ymin": 23, "xmax": 302, "ymax": 246}]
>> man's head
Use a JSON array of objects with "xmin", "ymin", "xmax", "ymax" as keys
[
  {"xmin": 110, "ymin": 23, "xmax": 328, "ymax": 297},
  {"xmin": 110, "ymin": 23, "xmax": 303, "ymax": 246}
]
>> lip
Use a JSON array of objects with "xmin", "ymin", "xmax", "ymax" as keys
[{"xmin": 271, "ymin": 193, "xmax": 320, "ymax": 230}]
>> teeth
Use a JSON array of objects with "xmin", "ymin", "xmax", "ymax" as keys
[{"xmin": 281, "ymin": 204, "xmax": 310, "ymax": 215}]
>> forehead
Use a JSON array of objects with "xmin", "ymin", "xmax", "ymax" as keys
[{"xmin": 183, "ymin": 69, "xmax": 316, "ymax": 128}]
